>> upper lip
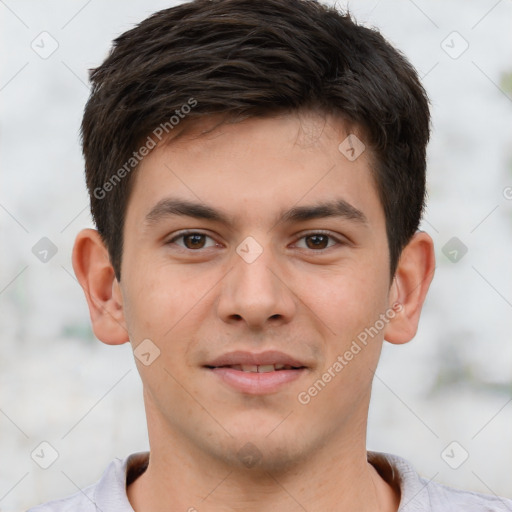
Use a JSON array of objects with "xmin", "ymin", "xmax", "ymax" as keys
[{"xmin": 204, "ymin": 350, "xmax": 308, "ymax": 368}]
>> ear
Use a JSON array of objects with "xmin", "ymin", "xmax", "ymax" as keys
[
  {"xmin": 72, "ymin": 228, "xmax": 129, "ymax": 345},
  {"xmin": 384, "ymin": 230, "xmax": 435, "ymax": 345}
]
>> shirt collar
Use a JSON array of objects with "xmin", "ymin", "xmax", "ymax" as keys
[
  {"xmin": 368, "ymin": 450, "xmax": 433, "ymax": 511},
  {"xmin": 94, "ymin": 450, "xmax": 432, "ymax": 511}
]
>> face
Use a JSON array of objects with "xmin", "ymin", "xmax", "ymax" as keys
[{"xmin": 119, "ymin": 112, "xmax": 397, "ymax": 471}]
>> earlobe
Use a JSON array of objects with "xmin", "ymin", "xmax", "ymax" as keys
[
  {"xmin": 72, "ymin": 228, "xmax": 130, "ymax": 345},
  {"xmin": 384, "ymin": 231, "xmax": 436, "ymax": 345}
]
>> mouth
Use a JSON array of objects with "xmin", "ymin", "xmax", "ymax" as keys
[
  {"xmin": 203, "ymin": 351, "xmax": 310, "ymax": 395},
  {"xmin": 204, "ymin": 363, "xmax": 306, "ymax": 372}
]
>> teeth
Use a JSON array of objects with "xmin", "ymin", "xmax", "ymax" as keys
[
  {"xmin": 238, "ymin": 364, "xmax": 282, "ymax": 373},
  {"xmin": 241, "ymin": 365, "xmax": 258, "ymax": 372},
  {"xmin": 226, "ymin": 364, "xmax": 301, "ymax": 372}
]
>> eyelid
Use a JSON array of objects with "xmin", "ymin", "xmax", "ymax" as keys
[
  {"xmin": 166, "ymin": 230, "xmax": 219, "ymax": 248},
  {"xmin": 165, "ymin": 229, "xmax": 348, "ymax": 251},
  {"xmin": 292, "ymin": 230, "xmax": 347, "ymax": 249}
]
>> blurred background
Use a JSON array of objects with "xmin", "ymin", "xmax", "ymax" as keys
[{"xmin": 1, "ymin": 0, "xmax": 511, "ymax": 510}]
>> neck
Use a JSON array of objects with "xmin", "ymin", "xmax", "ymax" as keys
[{"xmin": 127, "ymin": 407, "xmax": 399, "ymax": 512}]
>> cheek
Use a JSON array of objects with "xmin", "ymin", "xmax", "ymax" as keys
[
  {"xmin": 122, "ymin": 262, "xmax": 194, "ymax": 340},
  {"xmin": 307, "ymin": 266, "xmax": 388, "ymax": 339},
  {"xmin": 123, "ymin": 262, "xmax": 222, "ymax": 371}
]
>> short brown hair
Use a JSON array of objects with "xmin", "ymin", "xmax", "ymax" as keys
[{"xmin": 81, "ymin": 0, "xmax": 430, "ymax": 281}]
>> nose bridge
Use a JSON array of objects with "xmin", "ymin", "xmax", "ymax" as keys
[
  {"xmin": 236, "ymin": 243, "xmax": 277, "ymax": 292},
  {"xmin": 233, "ymin": 235, "xmax": 281, "ymax": 301},
  {"xmin": 216, "ymin": 235, "xmax": 295, "ymax": 327}
]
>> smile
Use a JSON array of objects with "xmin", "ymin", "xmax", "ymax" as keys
[
  {"xmin": 206, "ymin": 364, "xmax": 304, "ymax": 373},
  {"xmin": 205, "ymin": 365, "xmax": 308, "ymax": 394}
]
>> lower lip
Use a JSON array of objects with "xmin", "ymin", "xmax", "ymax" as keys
[{"xmin": 207, "ymin": 367, "xmax": 307, "ymax": 395}]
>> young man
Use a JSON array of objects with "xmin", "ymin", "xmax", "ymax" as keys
[{"xmin": 29, "ymin": 0, "xmax": 512, "ymax": 510}]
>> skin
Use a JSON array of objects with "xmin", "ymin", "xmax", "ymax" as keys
[{"xmin": 73, "ymin": 111, "xmax": 435, "ymax": 512}]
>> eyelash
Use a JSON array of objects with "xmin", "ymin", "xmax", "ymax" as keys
[{"xmin": 166, "ymin": 230, "xmax": 346, "ymax": 252}]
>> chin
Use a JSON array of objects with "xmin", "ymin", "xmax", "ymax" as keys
[{"xmin": 211, "ymin": 429, "xmax": 313, "ymax": 475}]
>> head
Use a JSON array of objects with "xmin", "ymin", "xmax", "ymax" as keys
[
  {"xmin": 81, "ymin": 0, "xmax": 430, "ymax": 283},
  {"xmin": 73, "ymin": 0, "xmax": 435, "ymax": 473}
]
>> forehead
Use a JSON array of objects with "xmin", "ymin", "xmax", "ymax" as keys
[{"xmin": 125, "ymin": 112, "xmax": 384, "ymax": 234}]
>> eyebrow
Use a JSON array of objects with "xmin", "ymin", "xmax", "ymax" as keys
[{"xmin": 144, "ymin": 197, "xmax": 368, "ymax": 229}]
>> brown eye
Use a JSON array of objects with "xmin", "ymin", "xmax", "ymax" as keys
[
  {"xmin": 167, "ymin": 232, "xmax": 217, "ymax": 250},
  {"xmin": 295, "ymin": 232, "xmax": 340, "ymax": 251},
  {"xmin": 304, "ymin": 234, "xmax": 330, "ymax": 250},
  {"xmin": 183, "ymin": 234, "xmax": 206, "ymax": 249}
]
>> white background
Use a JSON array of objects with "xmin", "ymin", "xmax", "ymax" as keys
[{"xmin": 1, "ymin": 0, "xmax": 511, "ymax": 510}]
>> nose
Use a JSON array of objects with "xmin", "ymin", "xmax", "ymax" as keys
[{"xmin": 216, "ymin": 239, "xmax": 297, "ymax": 330}]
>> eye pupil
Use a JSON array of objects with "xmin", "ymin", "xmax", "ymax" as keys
[
  {"xmin": 176, "ymin": 233, "xmax": 335, "ymax": 251},
  {"xmin": 185, "ymin": 234, "xmax": 205, "ymax": 249},
  {"xmin": 306, "ymin": 234, "xmax": 328, "ymax": 249}
]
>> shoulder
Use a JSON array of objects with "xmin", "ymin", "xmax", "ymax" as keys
[
  {"xmin": 26, "ymin": 482, "xmax": 97, "ymax": 512},
  {"xmin": 368, "ymin": 450, "xmax": 512, "ymax": 511},
  {"xmin": 27, "ymin": 452, "xmax": 149, "ymax": 512},
  {"xmin": 423, "ymin": 476, "xmax": 512, "ymax": 511}
]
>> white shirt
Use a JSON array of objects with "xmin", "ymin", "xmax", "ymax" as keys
[{"xmin": 28, "ymin": 451, "xmax": 512, "ymax": 511}]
